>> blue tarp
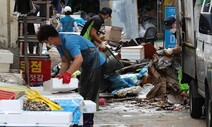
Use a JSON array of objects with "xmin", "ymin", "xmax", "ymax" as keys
[
  {"xmin": 55, "ymin": 99, "xmax": 83, "ymax": 124},
  {"xmin": 106, "ymin": 67, "xmax": 148, "ymax": 93}
]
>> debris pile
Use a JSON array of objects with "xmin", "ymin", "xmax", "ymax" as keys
[{"xmin": 100, "ymin": 42, "xmax": 188, "ymax": 111}]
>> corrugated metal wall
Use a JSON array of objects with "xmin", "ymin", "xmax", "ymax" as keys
[{"xmin": 100, "ymin": 0, "xmax": 139, "ymax": 39}]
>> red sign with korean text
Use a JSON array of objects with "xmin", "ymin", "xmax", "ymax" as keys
[{"xmin": 20, "ymin": 58, "xmax": 51, "ymax": 86}]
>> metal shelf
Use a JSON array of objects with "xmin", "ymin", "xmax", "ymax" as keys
[
  {"xmin": 18, "ymin": 35, "xmax": 39, "ymax": 42},
  {"xmin": 18, "ymin": 16, "xmax": 47, "ymax": 23},
  {"xmin": 20, "ymin": 54, "xmax": 50, "ymax": 59},
  {"xmin": 18, "ymin": 0, "xmax": 50, "ymax": 86}
]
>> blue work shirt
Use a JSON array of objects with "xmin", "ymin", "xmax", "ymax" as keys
[
  {"xmin": 74, "ymin": 18, "xmax": 85, "ymax": 25},
  {"xmin": 56, "ymin": 33, "xmax": 106, "ymax": 66},
  {"xmin": 60, "ymin": 16, "xmax": 76, "ymax": 32}
]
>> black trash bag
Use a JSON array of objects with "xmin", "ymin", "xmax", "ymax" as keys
[
  {"xmin": 105, "ymin": 55, "xmax": 124, "ymax": 73},
  {"xmin": 104, "ymin": 73, "xmax": 132, "ymax": 93}
]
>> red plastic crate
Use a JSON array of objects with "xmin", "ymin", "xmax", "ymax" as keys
[{"xmin": 0, "ymin": 90, "xmax": 16, "ymax": 100}]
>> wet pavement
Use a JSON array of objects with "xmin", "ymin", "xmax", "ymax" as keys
[
  {"xmin": 93, "ymin": 41, "xmax": 203, "ymax": 127},
  {"xmin": 94, "ymin": 101, "xmax": 205, "ymax": 127}
]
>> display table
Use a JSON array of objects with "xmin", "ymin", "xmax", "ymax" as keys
[{"xmin": 0, "ymin": 87, "xmax": 96, "ymax": 127}]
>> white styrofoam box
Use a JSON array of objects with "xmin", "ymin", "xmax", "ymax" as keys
[
  {"xmin": 121, "ymin": 45, "xmax": 144, "ymax": 62},
  {"xmin": 0, "ymin": 70, "xmax": 23, "ymax": 80},
  {"xmin": 0, "ymin": 64, "xmax": 11, "ymax": 72},
  {"xmin": 42, "ymin": 92, "xmax": 84, "ymax": 101},
  {"xmin": 0, "ymin": 100, "xmax": 23, "ymax": 112},
  {"xmin": 20, "ymin": 86, "xmax": 84, "ymax": 101},
  {"xmin": 3, "ymin": 111, "xmax": 72, "ymax": 125},
  {"xmin": 0, "ymin": 49, "xmax": 13, "ymax": 63},
  {"xmin": 0, "ymin": 71, "xmax": 24, "ymax": 86},
  {"xmin": 24, "ymin": 112, "xmax": 38, "ymax": 124},
  {"xmin": 82, "ymin": 100, "xmax": 96, "ymax": 113},
  {"xmin": 6, "ymin": 112, "xmax": 27, "ymax": 123},
  {"xmin": 37, "ymin": 112, "xmax": 73, "ymax": 124},
  {"xmin": 0, "ymin": 113, "xmax": 6, "ymax": 123},
  {"xmin": 43, "ymin": 78, "xmax": 78, "ymax": 93},
  {"xmin": 0, "ymin": 50, "xmax": 14, "ymax": 72},
  {"xmin": 71, "ymin": 14, "xmax": 81, "ymax": 18}
]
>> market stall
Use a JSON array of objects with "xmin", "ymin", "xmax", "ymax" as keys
[{"xmin": 0, "ymin": 79, "xmax": 96, "ymax": 126}]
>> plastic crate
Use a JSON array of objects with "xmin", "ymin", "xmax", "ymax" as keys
[{"xmin": 0, "ymin": 90, "xmax": 16, "ymax": 100}]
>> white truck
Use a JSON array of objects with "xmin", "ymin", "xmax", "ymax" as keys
[{"xmin": 178, "ymin": 0, "xmax": 212, "ymax": 126}]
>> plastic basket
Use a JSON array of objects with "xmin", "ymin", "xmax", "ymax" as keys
[{"xmin": 0, "ymin": 90, "xmax": 16, "ymax": 100}]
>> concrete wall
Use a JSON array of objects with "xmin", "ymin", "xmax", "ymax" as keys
[
  {"xmin": 0, "ymin": 0, "xmax": 18, "ymax": 48},
  {"xmin": 0, "ymin": 0, "xmax": 19, "ymax": 69},
  {"xmin": 100, "ymin": 0, "xmax": 139, "ymax": 39}
]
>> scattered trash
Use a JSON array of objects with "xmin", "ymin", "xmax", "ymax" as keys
[{"xmin": 99, "ymin": 98, "xmax": 106, "ymax": 106}]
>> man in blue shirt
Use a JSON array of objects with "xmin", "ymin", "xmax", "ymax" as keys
[{"xmin": 37, "ymin": 25, "xmax": 106, "ymax": 126}]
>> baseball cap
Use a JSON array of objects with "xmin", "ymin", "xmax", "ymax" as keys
[
  {"xmin": 63, "ymin": 6, "xmax": 72, "ymax": 13},
  {"xmin": 164, "ymin": 16, "xmax": 176, "ymax": 29},
  {"xmin": 100, "ymin": 7, "xmax": 112, "ymax": 17}
]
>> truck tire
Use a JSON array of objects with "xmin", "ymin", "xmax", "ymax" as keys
[
  {"xmin": 189, "ymin": 80, "xmax": 204, "ymax": 118},
  {"xmin": 206, "ymin": 88, "xmax": 212, "ymax": 127}
]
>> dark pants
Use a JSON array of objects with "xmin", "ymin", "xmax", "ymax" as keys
[
  {"xmin": 77, "ymin": 47, "xmax": 106, "ymax": 126},
  {"xmin": 82, "ymin": 62, "xmax": 107, "ymax": 126},
  {"xmin": 83, "ymin": 113, "xmax": 94, "ymax": 126}
]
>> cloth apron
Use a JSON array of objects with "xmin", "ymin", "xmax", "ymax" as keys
[{"xmin": 62, "ymin": 40, "xmax": 101, "ymax": 102}]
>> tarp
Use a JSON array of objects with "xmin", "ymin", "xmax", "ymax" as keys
[{"xmin": 55, "ymin": 99, "xmax": 83, "ymax": 124}]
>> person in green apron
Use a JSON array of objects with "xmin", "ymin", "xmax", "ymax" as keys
[
  {"xmin": 80, "ymin": 7, "xmax": 112, "ymax": 49},
  {"xmin": 37, "ymin": 25, "xmax": 107, "ymax": 127}
]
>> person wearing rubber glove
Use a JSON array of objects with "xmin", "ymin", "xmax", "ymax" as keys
[
  {"xmin": 56, "ymin": 72, "xmax": 71, "ymax": 84},
  {"xmin": 37, "ymin": 25, "xmax": 107, "ymax": 126},
  {"xmin": 80, "ymin": 7, "xmax": 112, "ymax": 50}
]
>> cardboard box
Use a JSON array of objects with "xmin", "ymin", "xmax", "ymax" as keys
[
  {"xmin": 121, "ymin": 46, "xmax": 144, "ymax": 62},
  {"xmin": 105, "ymin": 26, "xmax": 123, "ymax": 42},
  {"xmin": 0, "ymin": 50, "xmax": 14, "ymax": 72},
  {"xmin": 142, "ymin": 42, "xmax": 156, "ymax": 59}
]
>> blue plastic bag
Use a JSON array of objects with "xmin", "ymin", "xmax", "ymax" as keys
[{"xmin": 55, "ymin": 99, "xmax": 83, "ymax": 124}]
